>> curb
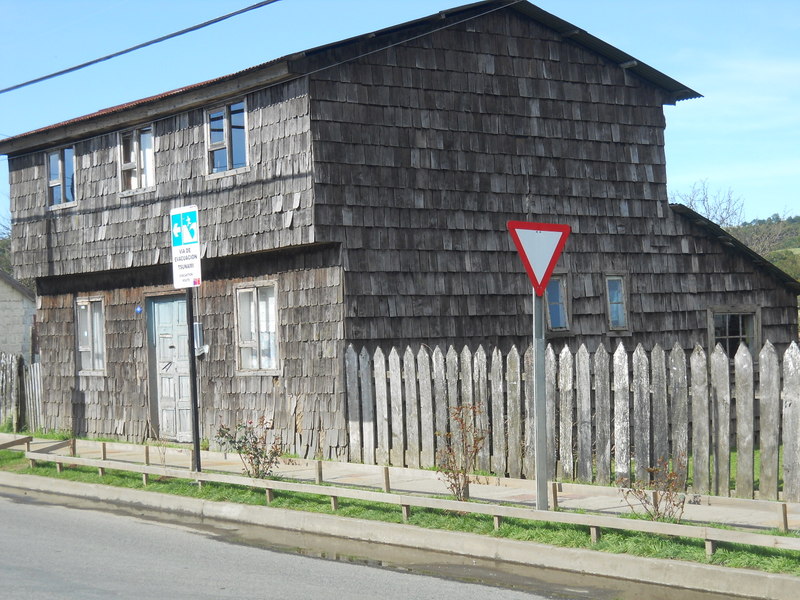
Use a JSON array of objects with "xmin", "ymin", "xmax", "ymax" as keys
[{"xmin": 0, "ymin": 471, "xmax": 797, "ymax": 600}]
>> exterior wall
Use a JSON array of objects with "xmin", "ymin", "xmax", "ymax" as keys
[
  {"xmin": 308, "ymin": 8, "xmax": 798, "ymax": 352},
  {"xmin": 35, "ymin": 246, "xmax": 346, "ymax": 458},
  {"xmin": 9, "ymin": 78, "xmax": 314, "ymax": 280},
  {"xmin": 0, "ymin": 278, "xmax": 35, "ymax": 358}
]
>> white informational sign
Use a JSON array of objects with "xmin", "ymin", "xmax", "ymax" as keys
[{"xmin": 170, "ymin": 205, "xmax": 202, "ymax": 289}]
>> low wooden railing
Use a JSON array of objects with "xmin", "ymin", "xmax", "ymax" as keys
[{"xmin": 20, "ymin": 444, "xmax": 800, "ymax": 558}]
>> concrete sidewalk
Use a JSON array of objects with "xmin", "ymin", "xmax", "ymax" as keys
[{"xmin": 12, "ymin": 434, "xmax": 800, "ymax": 533}]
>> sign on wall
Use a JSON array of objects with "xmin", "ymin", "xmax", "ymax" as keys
[{"xmin": 170, "ymin": 205, "xmax": 202, "ymax": 289}]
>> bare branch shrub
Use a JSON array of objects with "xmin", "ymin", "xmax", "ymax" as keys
[
  {"xmin": 617, "ymin": 457, "xmax": 686, "ymax": 522},
  {"xmin": 215, "ymin": 416, "xmax": 282, "ymax": 479},
  {"xmin": 436, "ymin": 404, "xmax": 486, "ymax": 502}
]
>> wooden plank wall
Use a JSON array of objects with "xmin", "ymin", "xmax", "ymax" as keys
[{"xmin": 345, "ymin": 340, "xmax": 800, "ymax": 501}]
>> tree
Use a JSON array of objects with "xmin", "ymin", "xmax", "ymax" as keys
[
  {"xmin": 669, "ymin": 179, "xmax": 744, "ymax": 227},
  {"xmin": 0, "ymin": 216, "xmax": 11, "ymax": 275}
]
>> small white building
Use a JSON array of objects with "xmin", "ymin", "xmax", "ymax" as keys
[{"xmin": 0, "ymin": 270, "xmax": 35, "ymax": 359}]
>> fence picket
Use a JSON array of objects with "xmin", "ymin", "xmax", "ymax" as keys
[
  {"xmin": 613, "ymin": 343, "xmax": 630, "ymax": 485},
  {"xmin": 373, "ymin": 347, "xmax": 390, "ymax": 465},
  {"xmin": 388, "ymin": 348, "xmax": 404, "ymax": 466},
  {"xmin": 446, "ymin": 347, "xmax": 460, "ymax": 439},
  {"xmin": 783, "ymin": 342, "xmax": 800, "ymax": 502},
  {"xmin": 417, "ymin": 347, "xmax": 435, "ymax": 468},
  {"xmin": 358, "ymin": 347, "xmax": 375, "ymax": 465},
  {"xmin": 594, "ymin": 345, "xmax": 611, "ymax": 485},
  {"xmin": 734, "ymin": 344, "xmax": 754, "ymax": 499},
  {"xmin": 490, "ymin": 348, "xmax": 506, "ymax": 476},
  {"xmin": 558, "ymin": 344, "xmax": 574, "ymax": 480},
  {"xmin": 545, "ymin": 344, "xmax": 557, "ymax": 482},
  {"xmin": 506, "ymin": 346, "xmax": 522, "ymax": 478},
  {"xmin": 523, "ymin": 345, "xmax": 535, "ymax": 479},
  {"xmin": 691, "ymin": 344, "xmax": 710, "ymax": 495},
  {"xmin": 710, "ymin": 345, "xmax": 731, "ymax": 497},
  {"xmin": 403, "ymin": 347, "xmax": 420, "ymax": 469},
  {"xmin": 345, "ymin": 345, "xmax": 362, "ymax": 464},
  {"xmin": 759, "ymin": 341, "xmax": 780, "ymax": 500},
  {"xmin": 669, "ymin": 343, "xmax": 689, "ymax": 487},
  {"xmin": 474, "ymin": 346, "xmax": 490, "ymax": 474},
  {"xmin": 633, "ymin": 344, "xmax": 651, "ymax": 484},
  {"xmin": 651, "ymin": 344, "xmax": 668, "ymax": 467},
  {"xmin": 432, "ymin": 347, "xmax": 447, "ymax": 453},
  {"xmin": 576, "ymin": 345, "xmax": 592, "ymax": 482}
]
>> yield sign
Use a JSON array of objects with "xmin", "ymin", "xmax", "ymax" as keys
[{"xmin": 507, "ymin": 221, "xmax": 571, "ymax": 296}]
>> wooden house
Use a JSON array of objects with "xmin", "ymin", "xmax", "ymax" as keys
[
  {"xmin": 0, "ymin": 270, "xmax": 35, "ymax": 360},
  {"xmin": 1, "ymin": 1, "xmax": 797, "ymax": 456}
]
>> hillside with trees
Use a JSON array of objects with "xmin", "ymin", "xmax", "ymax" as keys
[{"xmin": 670, "ymin": 181, "xmax": 800, "ymax": 282}]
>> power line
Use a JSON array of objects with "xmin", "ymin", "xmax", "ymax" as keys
[{"xmin": 0, "ymin": 0, "xmax": 284, "ymax": 96}]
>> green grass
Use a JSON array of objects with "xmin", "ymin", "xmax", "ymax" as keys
[{"xmin": 1, "ymin": 449, "xmax": 798, "ymax": 577}]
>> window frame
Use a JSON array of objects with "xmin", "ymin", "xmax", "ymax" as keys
[
  {"xmin": 46, "ymin": 146, "xmax": 76, "ymax": 209},
  {"xmin": 75, "ymin": 296, "xmax": 106, "ymax": 374},
  {"xmin": 118, "ymin": 125, "xmax": 154, "ymax": 192},
  {"xmin": 205, "ymin": 99, "xmax": 248, "ymax": 176},
  {"xmin": 604, "ymin": 274, "xmax": 630, "ymax": 332},
  {"xmin": 234, "ymin": 280, "xmax": 280, "ymax": 375},
  {"xmin": 544, "ymin": 274, "xmax": 570, "ymax": 333},
  {"xmin": 707, "ymin": 305, "xmax": 761, "ymax": 358}
]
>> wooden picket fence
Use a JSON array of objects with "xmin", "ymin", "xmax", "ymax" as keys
[
  {"xmin": 0, "ymin": 353, "xmax": 42, "ymax": 432},
  {"xmin": 344, "ymin": 341, "xmax": 800, "ymax": 501}
]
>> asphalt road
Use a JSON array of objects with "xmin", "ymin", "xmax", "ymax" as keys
[{"xmin": 0, "ymin": 489, "xmax": 552, "ymax": 600}]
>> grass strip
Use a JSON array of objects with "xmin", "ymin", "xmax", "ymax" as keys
[{"xmin": 1, "ymin": 449, "xmax": 798, "ymax": 576}]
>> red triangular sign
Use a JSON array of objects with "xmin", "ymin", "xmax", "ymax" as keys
[{"xmin": 507, "ymin": 221, "xmax": 571, "ymax": 296}]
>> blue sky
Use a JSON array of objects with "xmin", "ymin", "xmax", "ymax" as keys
[{"xmin": 1, "ymin": 0, "xmax": 798, "ymax": 225}]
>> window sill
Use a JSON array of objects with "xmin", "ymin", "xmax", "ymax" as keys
[
  {"xmin": 236, "ymin": 368, "xmax": 281, "ymax": 377},
  {"xmin": 119, "ymin": 186, "xmax": 156, "ymax": 198},
  {"xmin": 77, "ymin": 370, "xmax": 106, "ymax": 377},
  {"xmin": 206, "ymin": 165, "xmax": 250, "ymax": 181},
  {"xmin": 48, "ymin": 201, "xmax": 77, "ymax": 212}
]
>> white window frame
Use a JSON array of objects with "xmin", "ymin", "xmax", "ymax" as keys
[
  {"xmin": 544, "ymin": 275, "xmax": 570, "ymax": 332},
  {"xmin": 206, "ymin": 99, "xmax": 248, "ymax": 175},
  {"xmin": 235, "ymin": 281, "xmax": 279, "ymax": 374},
  {"xmin": 75, "ymin": 297, "xmax": 106, "ymax": 373},
  {"xmin": 604, "ymin": 274, "xmax": 630, "ymax": 331},
  {"xmin": 46, "ymin": 146, "xmax": 76, "ymax": 208},
  {"xmin": 118, "ymin": 125, "xmax": 154, "ymax": 192},
  {"xmin": 707, "ymin": 305, "xmax": 761, "ymax": 357}
]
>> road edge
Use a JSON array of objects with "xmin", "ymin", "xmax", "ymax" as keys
[{"xmin": 1, "ymin": 471, "xmax": 797, "ymax": 600}]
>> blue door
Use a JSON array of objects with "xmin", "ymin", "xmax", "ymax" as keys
[{"xmin": 147, "ymin": 296, "xmax": 192, "ymax": 442}]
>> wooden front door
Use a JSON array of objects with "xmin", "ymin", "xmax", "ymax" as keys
[{"xmin": 147, "ymin": 295, "xmax": 192, "ymax": 442}]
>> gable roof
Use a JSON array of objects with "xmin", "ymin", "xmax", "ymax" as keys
[
  {"xmin": 0, "ymin": 270, "xmax": 35, "ymax": 302},
  {"xmin": 0, "ymin": 0, "xmax": 700, "ymax": 156},
  {"xmin": 670, "ymin": 203, "xmax": 800, "ymax": 294}
]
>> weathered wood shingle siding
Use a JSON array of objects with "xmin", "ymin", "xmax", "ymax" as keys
[
  {"xmin": 9, "ymin": 79, "xmax": 314, "ymax": 280},
  {"xmin": 309, "ymin": 10, "xmax": 676, "ymax": 351}
]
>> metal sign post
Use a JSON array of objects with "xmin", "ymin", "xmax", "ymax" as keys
[
  {"xmin": 508, "ymin": 221, "xmax": 571, "ymax": 511},
  {"xmin": 170, "ymin": 205, "xmax": 203, "ymax": 472}
]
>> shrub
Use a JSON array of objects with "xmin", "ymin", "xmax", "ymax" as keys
[
  {"xmin": 436, "ymin": 404, "xmax": 486, "ymax": 502},
  {"xmin": 215, "ymin": 416, "xmax": 282, "ymax": 479},
  {"xmin": 618, "ymin": 456, "xmax": 686, "ymax": 522}
]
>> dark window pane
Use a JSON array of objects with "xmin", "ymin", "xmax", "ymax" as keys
[
  {"xmin": 49, "ymin": 185, "xmax": 62, "ymax": 206},
  {"xmin": 209, "ymin": 110, "xmax": 225, "ymax": 145},
  {"xmin": 211, "ymin": 148, "xmax": 227, "ymax": 173}
]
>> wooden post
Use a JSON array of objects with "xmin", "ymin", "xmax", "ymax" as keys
[
  {"xmin": 142, "ymin": 473, "xmax": 149, "ymax": 486},
  {"xmin": 382, "ymin": 466, "xmax": 391, "ymax": 493},
  {"xmin": 550, "ymin": 481, "xmax": 559, "ymax": 511},
  {"xmin": 330, "ymin": 496, "xmax": 339, "ymax": 511},
  {"xmin": 705, "ymin": 539, "xmax": 717, "ymax": 557},
  {"xmin": 401, "ymin": 504, "xmax": 411, "ymax": 522},
  {"xmin": 315, "ymin": 460, "xmax": 323, "ymax": 484},
  {"xmin": 144, "ymin": 445, "xmax": 150, "ymax": 466},
  {"xmin": 56, "ymin": 461, "xmax": 63, "ymax": 473},
  {"xmin": 590, "ymin": 526, "xmax": 602, "ymax": 544},
  {"xmin": 493, "ymin": 515, "xmax": 502, "ymax": 530},
  {"xmin": 779, "ymin": 503, "xmax": 789, "ymax": 533}
]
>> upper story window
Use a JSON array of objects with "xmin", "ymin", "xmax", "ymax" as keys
[
  {"xmin": 545, "ymin": 276, "xmax": 569, "ymax": 331},
  {"xmin": 207, "ymin": 100, "xmax": 247, "ymax": 174},
  {"xmin": 76, "ymin": 297, "xmax": 105, "ymax": 373},
  {"xmin": 236, "ymin": 282, "xmax": 278, "ymax": 372},
  {"xmin": 47, "ymin": 147, "xmax": 75, "ymax": 206},
  {"xmin": 605, "ymin": 275, "xmax": 629, "ymax": 331},
  {"xmin": 119, "ymin": 126, "xmax": 154, "ymax": 191}
]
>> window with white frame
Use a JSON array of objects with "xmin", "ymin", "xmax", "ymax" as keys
[
  {"xmin": 236, "ymin": 283, "xmax": 278, "ymax": 371},
  {"xmin": 207, "ymin": 100, "xmax": 247, "ymax": 174},
  {"xmin": 76, "ymin": 298, "xmax": 105, "ymax": 372},
  {"xmin": 545, "ymin": 276, "xmax": 569, "ymax": 331},
  {"xmin": 710, "ymin": 308, "xmax": 759, "ymax": 357},
  {"xmin": 605, "ymin": 275, "xmax": 629, "ymax": 330},
  {"xmin": 47, "ymin": 147, "xmax": 75, "ymax": 206},
  {"xmin": 119, "ymin": 126, "xmax": 154, "ymax": 191}
]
